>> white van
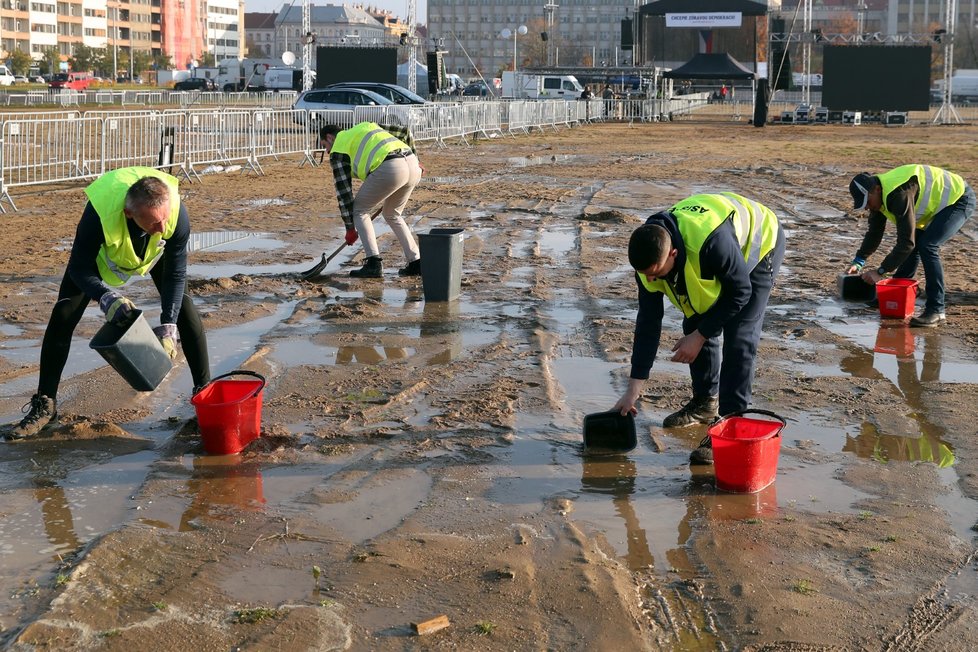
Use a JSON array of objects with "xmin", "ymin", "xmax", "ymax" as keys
[
  {"xmin": 264, "ymin": 67, "xmax": 303, "ymax": 92},
  {"xmin": 500, "ymin": 72, "xmax": 584, "ymax": 99},
  {"xmin": 0, "ymin": 65, "xmax": 15, "ymax": 86}
]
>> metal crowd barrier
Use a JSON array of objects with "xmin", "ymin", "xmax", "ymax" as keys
[{"xmin": 0, "ymin": 100, "xmax": 598, "ymax": 211}]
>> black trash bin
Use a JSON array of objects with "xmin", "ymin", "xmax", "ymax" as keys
[{"xmin": 418, "ymin": 228, "xmax": 464, "ymax": 302}]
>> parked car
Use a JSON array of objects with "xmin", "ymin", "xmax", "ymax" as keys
[
  {"xmin": 462, "ymin": 80, "xmax": 492, "ymax": 97},
  {"xmin": 31, "ymin": 75, "xmax": 45, "ymax": 83},
  {"xmin": 292, "ymin": 88, "xmax": 394, "ymax": 125},
  {"xmin": 325, "ymin": 82, "xmax": 429, "ymax": 105},
  {"xmin": 173, "ymin": 78, "xmax": 216, "ymax": 91},
  {"xmin": 13, "ymin": 75, "xmax": 28, "ymax": 84}
]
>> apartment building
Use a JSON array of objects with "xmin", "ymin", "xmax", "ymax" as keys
[{"xmin": 0, "ymin": 0, "xmax": 243, "ymax": 70}]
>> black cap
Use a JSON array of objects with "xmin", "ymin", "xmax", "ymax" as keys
[{"xmin": 849, "ymin": 173, "xmax": 874, "ymax": 210}]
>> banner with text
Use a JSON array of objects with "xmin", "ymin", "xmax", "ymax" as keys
[{"xmin": 666, "ymin": 13, "xmax": 743, "ymax": 28}]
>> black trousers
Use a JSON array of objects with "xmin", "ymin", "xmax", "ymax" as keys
[{"xmin": 36, "ymin": 265, "xmax": 210, "ymax": 398}]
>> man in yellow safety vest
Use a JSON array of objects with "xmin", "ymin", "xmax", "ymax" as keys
[
  {"xmin": 8, "ymin": 166, "xmax": 210, "ymax": 440},
  {"xmin": 613, "ymin": 192, "xmax": 785, "ymax": 465},
  {"xmin": 847, "ymin": 165, "xmax": 975, "ymax": 327},
  {"xmin": 319, "ymin": 121, "xmax": 423, "ymax": 279}
]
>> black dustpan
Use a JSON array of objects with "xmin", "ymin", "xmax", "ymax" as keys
[{"xmin": 582, "ymin": 410, "xmax": 637, "ymax": 453}]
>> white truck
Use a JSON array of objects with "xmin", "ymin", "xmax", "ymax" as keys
[
  {"xmin": 932, "ymin": 70, "xmax": 978, "ymax": 103},
  {"xmin": 500, "ymin": 72, "xmax": 584, "ymax": 99},
  {"xmin": 217, "ymin": 58, "xmax": 278, "ymax": 92},
  {"xmin": 264, "ymin": 67, "xmax": 304, "ymax": 92}
]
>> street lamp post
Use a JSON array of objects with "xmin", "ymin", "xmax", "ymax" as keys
[{"xmin": 500, "ymin": 25, "xmax": 527, "ymax": 97}]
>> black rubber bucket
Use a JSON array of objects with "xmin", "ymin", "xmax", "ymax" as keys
[
  {"xmin": 837, "ymin": 273, "xmax": 876, "ymax": 301},
  {"xmin": 89, "ymin": 310, "xmax": 173, "ymax": 391},
  {"xmin": 582, "ymin": 410, "xmax": 637, "ymax": 453}
]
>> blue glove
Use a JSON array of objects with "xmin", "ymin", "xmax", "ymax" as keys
[
  {"xmin": 99, "ymin": 292, "xmax": 136, "ymax": 325},
  {"xmin": 153, "ymin": 323, "xmax": 178, "ymax": 360}
]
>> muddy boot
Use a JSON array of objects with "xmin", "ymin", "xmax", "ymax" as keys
[
  {"xmin": 9, "ymin": 394, "xmax": 58, "ymax": 440},
  {"xmin": 662, "ymin": 395, "xmax": 719, "ymax": 428},
  {"xmin": 398, "ymin": 259, "xmax": 421, "ymax": 277},
  {"xmin": 689, "ymin": 435, "xmax": 714, "ymax": 465},
  {"xmin": 350, "ymin": 256, "xmax": 383, "ymax": 279}
]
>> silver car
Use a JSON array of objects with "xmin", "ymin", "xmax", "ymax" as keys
[{"xmin": 292, "ymin": 88, "xmax": 394, "ymax": 125}]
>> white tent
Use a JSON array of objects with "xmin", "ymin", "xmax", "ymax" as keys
[{"xmin": 396, "ymin": 60, "xmax": 428, "ymax": 92}]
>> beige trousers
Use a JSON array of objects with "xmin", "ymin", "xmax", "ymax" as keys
[{"xmin": 352, "ymin": 154, "xmax": 422, "ymax": 261}]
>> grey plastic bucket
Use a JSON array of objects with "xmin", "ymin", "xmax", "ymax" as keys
[
  {"xmin": 89, "ymin": 310, "xmax": 173, "ymax": 391},
  {"xmin": 418, "ymin": 228, "xmax": 463, "ymax": 302}
]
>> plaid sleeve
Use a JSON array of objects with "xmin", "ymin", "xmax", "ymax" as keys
[
  {"xmin": 329, "ymin": 153, "xmax": 355, "ymax": 228},
  {"xmin": 384, "ymin": 123, "xmax": 416, "ymax": 154}
]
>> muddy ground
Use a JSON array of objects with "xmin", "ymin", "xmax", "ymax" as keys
[{"xmin": 1, "ymin": 121, "xmax": 978, "ymax": 650}]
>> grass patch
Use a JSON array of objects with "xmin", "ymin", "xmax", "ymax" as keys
[
  {"xmin": 475, "ymin": 621, "xmax": 495, "ymax": 635},
  {"xmin": 233, "ymin": 607, "xmax": 284, "ymax": 624},
  {"xmin": 792, "ymin": 579, "xmax": 818, "ymax": 595}
]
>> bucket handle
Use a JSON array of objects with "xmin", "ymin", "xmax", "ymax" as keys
[
  {"xmin": 199, "ymin": 369, "xmax": 266, "ymax": 398},
  {"xmin": 718, "ymin": 408, "xmax": 787, "ymax": 429}
]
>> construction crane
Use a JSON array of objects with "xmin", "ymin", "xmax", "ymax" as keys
[{"xmin": 406, "ymin": 0, "xmax": 417, "ymax": 93}]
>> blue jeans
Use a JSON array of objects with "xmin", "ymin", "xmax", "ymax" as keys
[{"xmin": 894, "ymin": 185, "xmax": 976, "ymax": 314}]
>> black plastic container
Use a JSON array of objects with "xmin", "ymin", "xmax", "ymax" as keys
[
  {"xmin": 582, "ymin": 410, "xmax": 637, "ymax": 452},
  {"xmin": 837, "ymin": 273, "xmax": 876, "ymax": 301},
  {"xmin": 89, "ymin": 310, "xmax": 173, "ymax": 391}
]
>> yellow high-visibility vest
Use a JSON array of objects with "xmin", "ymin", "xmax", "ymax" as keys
[
  {"xmin": 85, "ymin": 166, "xmax": 180, "ymax": 286},
  {"xmin": 639, "ymin": 192, "xmax": 780, "ymax": 316}
]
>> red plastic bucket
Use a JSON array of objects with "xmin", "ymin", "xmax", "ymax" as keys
[
  {"xmin": 708, "ymin": 409, "xmax": 786, "ymax": 494},
  {"xmin": 875, "ymin": 278, "xmax": 918, "ymax": 319},
  {"xmin": 190, "ymin": 370, "xmax": 265, "ymax": 455}
]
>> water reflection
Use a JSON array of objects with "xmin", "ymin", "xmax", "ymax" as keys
[
  {"xmin": 32, "ymin": 480, "xmax": 81, "ymax": 553},
  {"xmin": 421, "ymin": 300, "xmax": 462, "ymax": 364},
  {"xmin": 336, "ymin": 346, "xmax": 410, "ymax": 365},
  {"xmin": 579, "ymin": 455, "xmax": 653, "ymax": 570},
  {"xmin": 873, "ymin": 323, "xmax": 915, "ymax": 358},
  {"xmin": 179, "ymin": 455, "xmax": 266, "ymax": 531},
  {"xmin": 841, "ymin": 329, "xmax": 955, "ymax": 467}
]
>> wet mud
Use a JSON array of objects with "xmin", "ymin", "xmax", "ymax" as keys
[{"xmin": 1, "ymin": 123, "xmax": 977, "ymax": 650}]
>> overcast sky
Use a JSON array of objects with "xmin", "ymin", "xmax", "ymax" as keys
[{"xmin": 244, "ymin": 0, "xmax": 427, "ymax": 22}]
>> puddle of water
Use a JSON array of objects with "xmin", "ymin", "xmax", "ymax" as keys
[
  {"xmin": 187, "ymin": 231, "xmax": 285, "ymax": 254},
  {"xmin": 506, "ymin": 154, "xmax": 580, "ymax": 167},
  {"xmin": 0, "ymin": 449, "xmax": 156, "ymax": 628},
  {"xmin": 538, "ymin": 228, "xmax": 577, "ymax": 259},
  {"xmin": 238, "ymin": 198, "xmax": 292, "ymax": 210}
]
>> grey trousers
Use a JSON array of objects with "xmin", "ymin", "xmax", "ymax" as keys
[{"xmin": 352, "ymin": 154, "xmax": 422, "ymax": 261}]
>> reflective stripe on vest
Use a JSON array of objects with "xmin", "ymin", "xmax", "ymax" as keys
[
  {"xmin": 638, "ymin": 193, "xmax": 780, "ymax": 317},
  {"xmin": 332, "ymin": 122, "xmax": 407, "ymax": 180},
  {"xmin": 878, "ymin": 164, "xmax": 966, "ymax": 229},
  {"xmin": 85, "ymin": 167, "xmax": 181, "ymax": 287}
]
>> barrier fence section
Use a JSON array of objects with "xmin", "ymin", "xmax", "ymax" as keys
[
  {"xmin": 251, "ymin": 109, "xmax": 310, "ymax": 167},
  {"xmin": 0, "ymin": 100, "xmax": 593, "ymax": 210},
  {"xmin": 0, "ymin": 116, "xmax": 102, "ymax": 210},
  {"xmin": 100, "ymin": 112, "xmax": 186, "ymax": 175}
]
